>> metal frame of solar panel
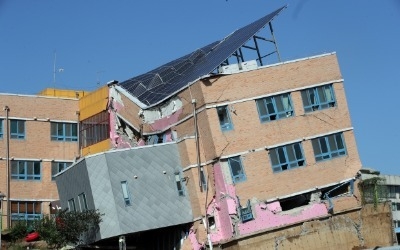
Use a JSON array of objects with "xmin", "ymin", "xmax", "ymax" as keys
[{"xmin": 119, "ymin": 5, "xmax": 287, "ymax": 108}]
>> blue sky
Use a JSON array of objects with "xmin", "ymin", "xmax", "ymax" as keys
[{"xmin": 1, "ymin": 1, "xmax": 399, "ymax": 175}]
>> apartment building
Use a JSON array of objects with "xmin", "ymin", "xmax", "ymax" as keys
[
  {"xmin": 55, "ymin": 6, "xmax": 396, "ymax": 249},
  {"xmin": 0, "ymin": 90, "xmax": 83, "ymax": 229},
  {"xmin": 384, "ymin": 175, "xmax": 400, "ymax": 239}
]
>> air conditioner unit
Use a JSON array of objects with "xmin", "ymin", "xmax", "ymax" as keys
[
  {"xmin": 240, "ymin": 60, "xmax": 258, "ymax": 71},
  {"xmin": 218, "ymin": 63, "xmax": 240, "ymax": 74}
]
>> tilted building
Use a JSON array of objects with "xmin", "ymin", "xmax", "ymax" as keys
[
  {"xmin": 56, "ymin": 6, "xmax": 396, "ymax": 249},
  {"xmin": 0, "ymin": 5, "xmax": 395, "ymax": 249}
]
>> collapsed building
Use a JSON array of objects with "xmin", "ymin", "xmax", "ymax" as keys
[{"xmin": 52, "ymin": 5, "xmax": 396, "ymax": 249}]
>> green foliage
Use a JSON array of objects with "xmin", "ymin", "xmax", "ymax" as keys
[
  {"xmin": 34, "ymin": 209, "xmax": 103, "ymax": 249},
  {"xmin": 33, "ymin": 215, "xmax": 60, "ymax": 249},
  {"xmin": 9, "ymin": 221, "xmax": 28, "ymax": 243},
  {"xmin": 358, "ymin": 177, "xmax": 388, "ymax": 209}
]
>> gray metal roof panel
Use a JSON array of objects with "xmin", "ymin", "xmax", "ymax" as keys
[{"xmin": 78, "ymin": 143, "xmax": 193, "ymax": 239}]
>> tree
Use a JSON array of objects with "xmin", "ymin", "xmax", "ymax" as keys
[{"xmin": 34, "ymin": 209, "xmax": 103, "ymax": 249}]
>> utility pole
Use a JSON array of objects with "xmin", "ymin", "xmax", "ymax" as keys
[{"xmin": 3, "ymin": 106, "xmax": 10, "ymax": 229}]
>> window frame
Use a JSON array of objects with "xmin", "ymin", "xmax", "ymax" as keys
[
  {"xmin": 121, "ymin": 181, "xmax": 132, "ymax": 206},
  {"xmin": 269, "ymin": 142, "xmax": 306, "ymax": 173},
  {"xmin": 0, "ymin": 119, "xmax": 3, "ymax": 139},
  {"xmin": 51, "ymin": 122, "xmax": 78, "ymax": 141},
  {"xmin": 11, "ymin": 201, "xmax": 42, "ymax": 226},
  {"xmin": 78, "ymin": 193, "xmax": 88, "ymax": 211},
  {"xmin": 312, "ymin": 133, "xmax": 347, "ymax": 162},
  {"xmin": 256, "ymin": 93, "xmax": 294, "ymax": 123},
  {"xmin": 227, "ymin": 156, "xmax": 247, "ymax": 183},
  {"xmin": 217, "ymin": 105, "xmax": 234, "ymax": 131},
  {"xmin": 200, "ymin": 169, "xmax": 207, "ymax": 192},
  {"xmin": 80, "ymin": 111, "xmax": 109, "ymax": 148},
  {"xmin": 301, "ymin": 84, "xmax": 336, "ymax": 112},
  {"xmin": 10, "ymin": 119, "xmax": 25, "ymax": 139},
  {"xmin": 68, "ymin": 198, "xmax": 76, "ymax": 212},
  {"xmin": 174, "ymin": 172, "xmax": 185, "ymax": 196},
  {"xmin": 51, "ymin": 162, "xmax": 72, "ymax": 180},
  {"xmin": 239, "ymin": 199, "xmax": 253, "ymax": 223},
  {"xmin": 11, "ymin": 160, "xmax": 41, "ymax": 180}
]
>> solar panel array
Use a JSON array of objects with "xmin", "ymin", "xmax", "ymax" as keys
[{"xmin": 119, "ymin": 6, "xmax": 286, "ymax": 107}]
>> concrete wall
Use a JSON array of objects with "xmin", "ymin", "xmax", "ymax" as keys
[{"xmin": 217, "ymin": 203, "xmax": 395, "ymax": 250}]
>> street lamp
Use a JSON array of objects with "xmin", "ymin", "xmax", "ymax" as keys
[{"xmin": 0, "ymin": 192, "xmax": 5, "ymax": 250}]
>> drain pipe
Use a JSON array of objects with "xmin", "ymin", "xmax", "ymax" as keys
[
  {"xmin": 4, "ymin": 106, "xmax": 10, "ymax": 229},
  {"xmin": 192, "ymin": 99, "xmax": 203, "ymax": 192}
]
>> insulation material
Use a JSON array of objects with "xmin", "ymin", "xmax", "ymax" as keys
[
  {"xmin": 108, "ymin": 87, "xmax": 131, "ymax": 149},
  {"xmin": 149, "ymin": 108, "xmax": 183, "ymax": 131},
  {"xmin": 266, "ymin": 201, "xmax": 282, "ymax": 213},
  {"xmin": 109, "ymin": 85, "xmax": 123, "ymax": 107},
  {"xmin": 164, "ymin": 130, "xmax": 173, "ymax": 142},
  {"xmin": 142, "ymin": 97, "xmax": 183, "ymax": 124}
]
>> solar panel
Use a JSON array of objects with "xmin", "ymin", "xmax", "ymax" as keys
[{"xmin": 119, "ymin": 6, "xmax": 286, "ymax": 107}]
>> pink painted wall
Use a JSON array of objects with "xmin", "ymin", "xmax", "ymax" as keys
[
  {"xmin": 207, "ymin": 162, "xmax": 330, "ymax": 244},
  {"xmin": 149, "ymin": 109, "xmax": 183, "ymax": 131},
  {"xmin": 108, "ymin": 91, "xmax": 131, "ymax": 149},
  {"xmin": 188, "ymin": 227, "xmax": 204, "ymax": 250},
  {"xmin": 238, "ymin": 203, "xmax": 328, "ymax": 235},
  {"xmin": 207, "ymin": 163, "xmax": 235, "ymax": 242}
]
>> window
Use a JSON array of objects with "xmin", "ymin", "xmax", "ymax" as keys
[
  {"xmin": 10, "ymin": 119, "xmax": 25, "ymax": 139},
  {"xmin": 121, "ymin": 181, "xmax": 132, "ymax": 206},
  {"xmin": 51, "ymin": 162, "xmax": 72, "ymax": 180},
  {"xmin": 269, "ymin": 142, "xmax": 305, "ymax": 173},
  {"xmin": 200, "ymin": 169, "xmax": 207, "ymax": 192},
  {"xmin": 228, "ymin": 156, "xmax": 246, "ymax": 183},
  {"xmin": 312, "ymin": 133, "xmax": 346, "ymax": 162},
  {"xmin": 11, "ymin": 201, "xmax": 42, "ymax": 227},
  {"xmin": 256, "ymin": 93, "xmax": 294, "ymax": 123},
  {"xmin": 0, "ymin": 119, "xmax": 3, "ymax": 138},
  {"xmin": 301, "ymin": 85, "xmax": 336, "ymax": 112},
  {"xmin": 68, "ymin": 198, "xmax": 76, "ymax": 212},
  {"xmin": 388, "ymin": 185, "xmax": 400, "ymax": 199},
  {"xmin": 217, "ymin": 106, "xmax": 233, "ymax": 131},
  {"xmin": 175, "ymin": 173, "xmax": 185, "ymax": 196},
  {"xmin": 51, "ymin": 122, "xmax": 78, "ymax": 141},
  {"xmin": 11, "ymin": 160, "xmax": 41, "ymax": 180},
  {"xmin": 239, "ymin": 199, "xmax": 253, "ymax": 223},
  {"xmin": 80, "ymin": 111, "xmax": 109, "ymax": 148},
  {"xmin": 391, "ymin": 202, "xmax": 400, "ymax": 211},
  {"xmin": 78, "ymin": 193, "xmax": 88, "ymax": 211}
]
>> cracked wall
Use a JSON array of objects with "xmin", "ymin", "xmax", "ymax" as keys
[
  {"xmin": 205, "ymin": 162, "xmax": 347, "ymax": 245},
  {"xmin": 218, "ymin": 202, "xmax": 395, "ymax": 249}
]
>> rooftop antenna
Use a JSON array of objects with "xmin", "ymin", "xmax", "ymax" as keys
[
  {"xmin": 53, "ymin": 50, "xmax": 64, "ymax": 93},
  {"xmin": 97, "ymin": 70, "xmax": 105, "ymax": 85},
  {"xmin": 53, "ymin": 50, "xmax": 57, "ymax": 87}
]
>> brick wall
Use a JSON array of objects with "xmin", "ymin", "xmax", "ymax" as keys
[
  {"xmin": 0, "ymin": 94, "xmax": 78, "ymax": 227},
  {"xmin": 173, "ymin": 53, "xmax": 362, "ymax": 225}
]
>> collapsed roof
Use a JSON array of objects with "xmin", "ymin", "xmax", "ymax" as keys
[{"xmin": 119, "ymin": 6, "xmax": 286, "ymax": 108}]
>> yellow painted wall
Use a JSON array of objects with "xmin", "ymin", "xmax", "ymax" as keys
[
  {"xmin": 79, "ymin": 85, "xmax": 109, "ymax": 121},
  {"xmin": 38, "ymin": 88, "xmax": 89, "ymax": 99},
  {"xmin": 81, "ymin": 139, "xmax": 111, "ymax": 156}
]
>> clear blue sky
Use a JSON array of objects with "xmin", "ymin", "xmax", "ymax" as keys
[{"xmin": 1, "ymin": 1, "xmax": 399, "ymax": 175}]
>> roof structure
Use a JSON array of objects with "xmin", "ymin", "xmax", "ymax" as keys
[{"xmin": 119, "ymin": 6, "xmax": 286, "ymax": 108}]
